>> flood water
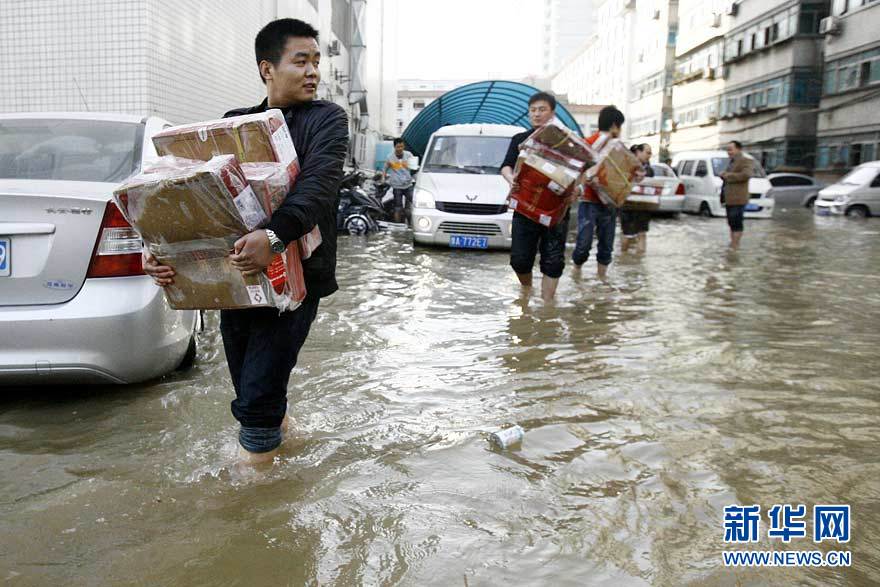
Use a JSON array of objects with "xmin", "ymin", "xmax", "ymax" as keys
[{"xmin": 1, "ymin": 210, "xmax": 879, "ymax": 586}]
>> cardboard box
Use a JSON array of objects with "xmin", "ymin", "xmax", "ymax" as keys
[
  {"xmin": 241, "ymin": 162, "xmax": 321, "ymax": 259},
  {"xmin": 516, "ymin": 152, "xmax": 582, "ymax": 191},
  {"xmin": 586, "ymin": 140, "xmax": 642, "ymax": 208},
  {"xmin": 508, "ymin": 163, "xmax": 570, "ymax": 227},
  {"xmin": 521, "ymin": 120, "xmax": 596, "ymax": 171},
  {"xmin": 114, "ymin": 155, "xmax": 298, "ymax": 310},
  {"xmin": 152, "ymin": 109, "xmax": 299, "ymax": 178}
]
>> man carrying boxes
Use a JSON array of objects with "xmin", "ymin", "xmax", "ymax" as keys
[
  {"xmin": 572, "ymin": 105, "xmax": 641, "ymax": 281},
  {"xmin": 142, "ymin": 18, "xmax": 348, "ymax": 464},
  {"xmin": 501, "ymin": 92, "xmax": 584, "ymax": 301}
]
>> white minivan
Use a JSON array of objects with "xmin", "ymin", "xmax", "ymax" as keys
[
  {"xmin": 411, "ymin": 124, "xmax": 522, "ymax": 249},
  {"xmin": 673, "ymin": 150, "xmax": 774, "ymax": 218}
]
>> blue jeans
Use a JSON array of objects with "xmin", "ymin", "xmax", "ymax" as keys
[
  {"xmin": 220, "ymin": 298, "xmax": 320, "ymax": 453},
  {"xmin": 573, "ymin": 201, "xmax": 617, "ymax": 266}
]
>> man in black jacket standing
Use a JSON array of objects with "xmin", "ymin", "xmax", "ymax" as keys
[{"xmin": 144, "ymin": 19, "xmax": 348, "ymax": 464}]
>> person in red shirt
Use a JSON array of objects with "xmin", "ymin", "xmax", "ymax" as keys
[{"xmin": 572, "ymin": 106, "xmax": 626, "ymax": 281}]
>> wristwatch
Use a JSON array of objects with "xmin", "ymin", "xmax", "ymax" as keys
[{"xmin": 265, "ymin": 229, "xmax": 285, "ymax": 254}]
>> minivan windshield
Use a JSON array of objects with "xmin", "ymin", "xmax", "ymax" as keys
[
  {"xmin": 838, "ymin": 166, "xmax": 879, "ymax": 186},
  {"xmin": 0, "ymin": 119, "xmax": 144, "ymax": 182},
  {"xmin": 710, "ymin": 156, "xmax": 767, "ymax": 178},
  {"xmin": 423, "ymin": 135, "xmax": 512, "ymax": 174}
]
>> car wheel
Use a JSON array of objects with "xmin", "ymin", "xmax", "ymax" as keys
[
  {"xmin": 699, "ymin": 202, "xmax": 712, "ymax": 217},
  {"xmin": 846, "ymin": 205, "xmax": 870, "ymax": 218},
  {"xmin": 176, "ymin": 334, "xmax": 197, "ymax": 371},
  {"xmin": 344, "ymin": 214, "xmax": 371, "ymax": 235},
  {"xmin": 805, "ymin": 196, "xmax": 816, "ymax": 208}
]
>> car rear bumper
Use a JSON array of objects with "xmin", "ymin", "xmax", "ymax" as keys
[
  {"xmin": 656, "ymin": 195, "xmax": 684, "ymax": 213},
  {"xmin": 0, "ymin": 276, "xmax": 196, "ymax": 385},
  {"xmin": 744, "ymin": 198, "xmax": 774, "ymax": 219},
  {"xmin": 411, "ymin": 208, "xmax": 513, "ymax": 249}
]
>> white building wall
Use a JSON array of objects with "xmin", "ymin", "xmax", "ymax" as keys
[
  {"xmin": 543, "ymin": 0, "xmax": 595, "ymax": 74},
  {"xmin": 551, "ymin": 0, "xmax": 634, "ymax": 136}
]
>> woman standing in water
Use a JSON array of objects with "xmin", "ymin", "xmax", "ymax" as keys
[{"xmin": 620, "ymin": 143, "xmax": 654, "ymax": 254}]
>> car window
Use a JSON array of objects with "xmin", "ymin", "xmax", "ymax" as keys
[
  {"xmin": 695, "ymin": 160, "xmax": 708, "ymax": 177},
  {"xmin": 423, "ymin": 135, "xmax": 511, "ymax": 174},
  {"xmin": 0, "ymin": 119, "xmax": 144, "ymax": 182},
  {"xmin": 680, "ymin": 160, "xmax": 695, "ymax": 176},
  {"xmin": 651, "ymin": 164, "xmax": 673, "ymax": 177},
  {"xmin": 771, "ymin": 175, "xmax": 813, "ymax": 187},
  {"xmin": 872, "ymin": 173, "xmax": 880, "ymax": 188}
]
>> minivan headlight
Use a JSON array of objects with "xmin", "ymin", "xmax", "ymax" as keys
[{"xmin": 414, "ymin": 188, "xmax": 435, "ymax": 209}]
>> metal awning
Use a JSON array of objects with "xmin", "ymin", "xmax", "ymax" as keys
[{"xmin": 401, "ymin": 80, "xmax": 583, "ymax": 158}]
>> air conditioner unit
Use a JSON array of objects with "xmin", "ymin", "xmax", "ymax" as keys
[
  {"xmin": 726, "ymin": 2, "xmax": 739, "ymax": 17},
  {"xmin": 328, "ymin": 40, "xmax": 341, "ymax": 56},
  {"xmin": 705, "ymin": 66, "xmax": 716, "ymax": 80},
  {"xmin": 819, "ymin": 16, "xmax": 842, "ymax": 36},
  {"xmin": 711, "ymin": 13, "xmax": 722, "ymax": 28}
]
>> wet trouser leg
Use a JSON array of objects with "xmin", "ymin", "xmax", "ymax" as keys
[{"xmin": 220, "ymin": 298, "xmax": 320, "ymax": 453}]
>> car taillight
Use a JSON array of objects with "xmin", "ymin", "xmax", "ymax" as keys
[
  {"xmin": 676, "ymin": 183, "xmax": 686, "ymax": 195},
  {"xmin": 86, "ymin": 201, "xmax": 144, "ymax": 278}
]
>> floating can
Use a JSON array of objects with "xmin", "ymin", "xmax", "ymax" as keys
[{"xmin": 488, "ymin": 425, "xmax": 524, "ymax": 449}]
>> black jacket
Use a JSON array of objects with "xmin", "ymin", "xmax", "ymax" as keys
[{"xmin": 224, "ymin": 99, "xmax": 349, "ymax": 300}]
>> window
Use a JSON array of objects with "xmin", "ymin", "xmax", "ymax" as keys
[
  {"xmin": 695, "ymin": 161, "xmax": 708, "ymax": 177},
  {"xmin": 413, "ymin": 101, "xmax": 425, "ymax": 110},
  {"xmin": 849, "ymin": 144, "xmax": 862, "ymax": 167},
  {"xmin": 680, "ymin": 160, "xmax": 696, "ymax": 175},
  {"xmin": 771, "ymin": 175, "xmax": 813, "ymax": 186}
]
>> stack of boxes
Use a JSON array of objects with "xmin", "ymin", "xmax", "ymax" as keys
[
  {"xmin": 114, "ymin": 109, "xmax": 320, "ymax": 311},
  {"xmin": 509, "ymin": 121, "xmax": 596, "ymax": 227}
]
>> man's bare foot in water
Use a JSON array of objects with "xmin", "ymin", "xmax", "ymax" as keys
[{"xmin": 238, "ymin": 414, "xmax": 290, "ymax": 465}]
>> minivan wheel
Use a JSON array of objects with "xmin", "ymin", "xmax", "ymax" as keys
[
  {"xmin": 176, "ymin": 335, "xmax": 197, "ymax": 371},
  {"xmin": 846, "ymin": 205, "xmax": 869, "ymax": 218},
  {"xmin": 699, "ymin": 202, "xmax": 712, "ymax": 217}
]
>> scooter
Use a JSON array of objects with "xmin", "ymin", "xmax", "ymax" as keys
[{"xmin": 336, "ymin": 169, "xmax": 385, "ymax": 235}]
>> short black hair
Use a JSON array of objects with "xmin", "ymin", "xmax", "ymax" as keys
[
  {"xmin": 393, "ymin": 138, "xmax": 405, "ymax": 146},
  {"xmin": 630, "ymin": 143, "xmax": 648, "ymax": 155},
  {"xmin": 598, "ymin": 105, "xmax": 625, "ymax": 131},
  {"xmin": 528, "ymin": 92, "xmax": 557, "ymax": 110},
  {"xmin": 255, "ymin": 19, "xmax": 320, "ymax": 83},
  {"xmin": 730, "ymin": 140, "xmax": 743, "ymax": 149}
]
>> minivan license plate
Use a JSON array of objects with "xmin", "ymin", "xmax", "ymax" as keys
[
  {"xmin": 0, "ymin": 237, "xmax": 9, "ymax": 277},
  {"xmin": 449, "ymin": 235, "xmax": 488, "ymax": 249}
]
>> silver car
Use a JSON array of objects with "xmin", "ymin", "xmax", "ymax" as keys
[
  {"xmin": 0, "ymin": 113, "xmax": 198, "ymax": 384},
  {"xmin": 766, "ymin": 173, "xmax": 825, "ymax": 209}
]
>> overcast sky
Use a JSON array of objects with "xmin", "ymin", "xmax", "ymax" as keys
[{"xmin": 395, "ymin": 0, "xmax": 544, "ymax": 80}]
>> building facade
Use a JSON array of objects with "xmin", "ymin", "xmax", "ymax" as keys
[
  {"xmin": 543, "ymin": 0, "xmax": 596, "ymax": 75},
  {"xmin": 0, "ymin": 0, "xmax": 398, "ymax": 169},
  {"xmin": 551, "ymin": 0, "xmax": 636, "ymax": 133},
  {"xmin": 669, "ymin": 0, "xmax": 732, "ymax": 154},
  {"xmin": 814, "ymin": 0, "xmax": 880, "ymax": 180},
  {"xmin": 716, "ymin": 0, "xmax": 829, "ymax": 171},
  {"xmin": 626, "ymin": 0, "xmax": 678, "ymax": 160},
  {"xmin": 395, "ymin": 79, "xmax": 476, "ymax": 137}
]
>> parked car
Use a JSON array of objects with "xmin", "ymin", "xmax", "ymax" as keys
[
  {"xmin": 672, "ymin": 151, "xmax": 774, "ymax": 218},
  {"xmin": 411, "ymin": 123, "xmax": 521, "ymax": 249},
  {"xmin": 0, "ymin": 112, "xmax": 199, "ymax": 384},
  {"xmin": 631, "ymin": 163, "xmax": 685, "ymax": 214},
  {"xmin": 814, "ymin": 161, "xmax": 880, "ymax": 217},
  {"xmin": 767, "ymin": 173, "xmax": 824, "ymax": 208}
]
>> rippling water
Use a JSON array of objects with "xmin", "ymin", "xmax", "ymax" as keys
[{"xmin": 1, "ymin": 211, "xmax": 879, "ymax": 586}]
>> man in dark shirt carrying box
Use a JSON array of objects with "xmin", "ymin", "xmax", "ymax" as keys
[
  {"xmin": 500, "ymin": 92, "xmax": 571, "ymax": 301},
  {"xmin": 143, "ymin": 19, "xmax": 349, "ymax": 464}
]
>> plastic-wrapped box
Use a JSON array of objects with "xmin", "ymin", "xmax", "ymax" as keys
[
  {"xmin": 586, "ymin": 139, "xmax": 642, "ymax": 208},
  {"xmin": 152, "ymin": 109, "xmax": 299, "ymax": 178},
  {"xmin": 517, "ymin": 152, "xmax": 582, "ymax": 191},
  {"xmin": 508, "ymin": 158, "xmax": 571, "ymax": 227},
  {"xmin": 521, "ymin": 120, "xmax": 596, "ymax": 171},
  {"xmin": 113, "ymin": 155, "xmax": 301, "ymax": 311},
  {"xmin": 241, "ymin": 162, "xmax": 322, "ymax": 259}
]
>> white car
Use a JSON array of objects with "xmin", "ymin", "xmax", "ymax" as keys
[
  {"xmin": 673, "ymin": 150, "xmax": 774, "ymax": 218},
  {"xmin": 411, "ymin": 124, "xmax": 522, "ymax": 250},
  {"xmin": 0, "ymin": 113, "xmax": 198, "ymax": 384},
  {"xmin": 814, "ymin": 161, "xmax": 880, "ymax": 218},
  {"xmin": 632, "ymin": 163, "xmax": 685, "ymax": 214},
  {"xmin": 767, "ymin": 173, "xmax": 825, "ymax": 209}
]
